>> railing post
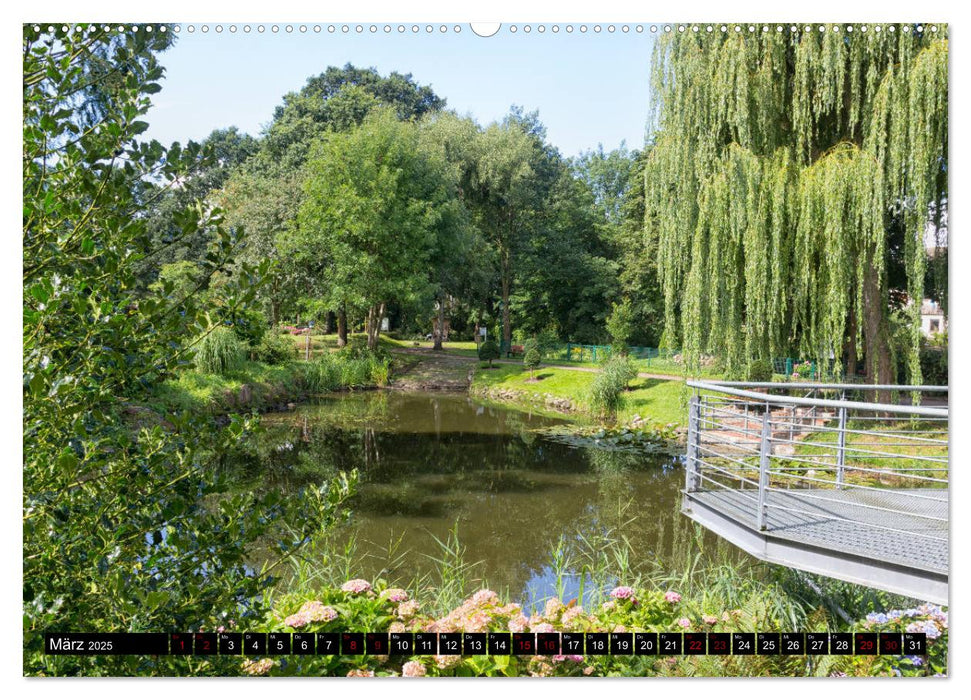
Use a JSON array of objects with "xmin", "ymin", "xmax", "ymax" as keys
[
  {"xmin": 836, "ymin": 404, "xmax": 847, "ymax": 489},
  {"xmin": 757, "ymin": 400, "xmax": 772, "ymax": 530},
  {"xmin": 685, "ymin": 394, "xmax": 701, "ymax": 492}
]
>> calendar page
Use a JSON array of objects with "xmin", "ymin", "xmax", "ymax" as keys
[{"xmin": 21, "ymin": 2, "xmax": 950, "ymax": 683}]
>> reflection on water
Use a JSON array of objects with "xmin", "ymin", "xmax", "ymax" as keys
[{"xmin": 234, "ymin": 391, "xmax": 741, "ymax": 610}]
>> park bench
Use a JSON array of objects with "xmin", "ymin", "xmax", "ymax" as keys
[{"xmin": 499, "ymin": 341, "xmax": 524, "ymax": 357}]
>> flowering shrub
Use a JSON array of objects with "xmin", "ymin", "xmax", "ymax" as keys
[
  {"xmin": 232, "ymin": 582, "xmax": 947, "ymax": 678},
  {"xmin": 793, "ymin": 361, "xmax": 814, "ymax": 379},
  {"xmin": 848, "ymin": 604, "xmax": 948, "ymax": 677}
]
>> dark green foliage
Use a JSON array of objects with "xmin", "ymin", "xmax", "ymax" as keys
[
  {"xmin": 478, "ymin": 339, "xmax": 500, "ymax": 367},
  {"xmin": 224, "ymin": 305, "xmax": 268, "ymax": 346},
  {"xmin": 919, "ymin": 344, "xmax": 947, "ymax": 386},
  {"xmin": 746, "ymin": 359, "xmax": 774, "ymax": 383},
  {"xmin": 606, "ymin": 299, "xmax": 635, "ymax": 348},
  {"xmin": 23, "ymin": 25, "xmax": 354, "ymax": 675},
  {"xmin": 252, "ymin": 332, "xmax": 295, "ymax": 365}
]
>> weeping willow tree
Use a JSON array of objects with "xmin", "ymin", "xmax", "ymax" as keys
[{"xmin": 645, "ymin": 24, "xmax": 948, "ymax": 385}]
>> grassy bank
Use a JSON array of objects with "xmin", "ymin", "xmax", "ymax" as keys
[
  {"xmin": 149, "ymin": 353, "xmax": 390, "ymax": 414},
  {"xmin": 471, "ymin": 362, "xmax": 687, "ymax": 430}
]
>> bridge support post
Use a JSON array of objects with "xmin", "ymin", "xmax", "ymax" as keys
[
  {"xmin": 686, "ymin": 394, "xmax": 701, "ymax": 492},
  {"xmin": 836, "ymin": 405, "xmax": 847, "ymax": 489},
  {"xmin": 757, "ymin": 400, "xmax": 772, "ymax": 530}
]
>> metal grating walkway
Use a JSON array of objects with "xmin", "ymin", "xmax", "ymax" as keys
[
  {"xmin": 687, "ymin": 488, "xmax": 948, "ymax": 573},
  {"xmin": 682, "ymin": 381, "xmax": 949, "ymax": 602}
]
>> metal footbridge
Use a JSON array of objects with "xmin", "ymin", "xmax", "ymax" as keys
[{"xmin": 681, "ymin": 381, "xmax": 948, "ymax": 603}]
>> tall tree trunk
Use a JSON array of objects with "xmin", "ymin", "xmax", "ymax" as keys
[
  {"xmin": 862, "ymin": 263, "xmax": 893, "ymax": 405},
  {"xmin": 844, "ymin": 302, "xmax": 858, "ymax": 380},
  {"xmin": 433, "ymin": 296, "xmax": 445, "ymax": 351},
  {"xmin": 337, "ymin": 305, "xmax": 347, "ymax": 348},
  {"xmin": 366, "ymin": 303, "xmax": 385, "ymax": 351},
  {"xmin": 270, "ymin": 296, "xmax": 279, "ymax": 326},
  {"xmin": 324, "ymin": 311, "xmax": 335, "ymax": 335},
  {"xmin": 501, "ymin": 249, "xmax": 511, "ymax": 348}
]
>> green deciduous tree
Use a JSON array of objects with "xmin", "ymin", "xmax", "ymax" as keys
[
  {"xmin": 645, "ymin": 25, "xmax": 947, "ymax": 385},
  {"xmin": 294, "ymin": 110, "xmax": 465, "ymax": 350}
]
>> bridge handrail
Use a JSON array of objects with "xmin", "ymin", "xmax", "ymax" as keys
[{"xmin": 687, "ymin": 380, "xmax": 948, "ymax": 418}]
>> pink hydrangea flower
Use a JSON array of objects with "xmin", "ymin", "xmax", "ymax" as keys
[
  {"xmin": 469, "ymin": 589, "xmax": 499, "ymax": 606},
  {"xmin": 284, "ymin": 611, "xmax": 311, "ymax": 628},
  {"xmin": 435, "ymin": 654, "xmax": 461, "ymax": 670},
  {"xmin": 664, "ymin": 591, "xmax": 682, "ymax": 603},
  {"xmin": 610, "ymin": 586, "xmax": 635, "ymax": 600},
  {"xmin": 346, "ymin": 669, "xmax": 374, "ymax": 677},
  {"xmin": 677, "ymin": 617, "xmax": 691, "ymax": 628},
  {"xmin": 298, "ymin": 600, "xmax": 338, "ymax": 622},
  {"xmin": 508, "ymin": 614, "xmax": 528, "ymax": 633},
  {"xmin": 561, "ymin": 607, "xmax": 586, "ymax": 626},
  {"xmin": 382, "ymin": 588, "xmax": 410, "ymax": 603},
  {"xmin": 498, "ymin": 603, "xmax": 522, "ymax": 616},
  {"xmin": 341, "ymin": 579, "xmax": 372, "ymax": 594},
  {"xmin": 544, "ymin": 598, "xmax": 563, "ymax": 619},
  {"xmin": 531, "ymin": 622, "xmax": 555, "ymax": 633},
  {"xmin": 241, "ymin": 658, "xmax": 274, "ymax": 675},
  {"xmin": 397, "ymin": 600, "xmax": 419, "ymax": 619},
  {"xmin": 402, "ymin": 660, "xmax": 426, "ymax": 677},
  {"xmin": 466, "ymin": 611, "xmax": 491, "ymax": 633}
]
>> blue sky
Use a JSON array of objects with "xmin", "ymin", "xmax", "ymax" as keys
[{"xmin": 143, "ymin": 24, "xmax": 656, "ymax": 158}]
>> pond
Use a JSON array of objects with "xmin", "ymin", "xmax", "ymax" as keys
[{"xmin": 234, "ymin": 391, "xmax": 746, "ymax": 611}]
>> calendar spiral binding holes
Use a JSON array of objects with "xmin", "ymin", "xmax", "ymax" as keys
[
  {"xmin": 26, "ymin": 23, "xmax": 942, "ymax": 37},
  {"xmin": 43, "ymin": 631, "xmax": 927, "ymax": 657}
]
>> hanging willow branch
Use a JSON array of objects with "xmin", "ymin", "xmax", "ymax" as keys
[{"xmin": 645, "ymin": 24, "xmax": 948, "ymax": 382}]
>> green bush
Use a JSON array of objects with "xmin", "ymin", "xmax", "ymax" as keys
[
  {"xmin": 302, "ymin": 352, "xmax": 391, "ymax": 393},
  {"xmin": 536, "ymin": 328, "xmax": 560, "ymax": 358},
  {"xmin": 226, "ymin": 307, "xmax": 268, "ymax": 346},
  {"xmin": 746, "ymin": 359, "xmax": 774, "ymax": 383},
  {"xmin": 523, "ymin": 347, "xmax": 541, "ymax": 378},
  {"xmin": 252, "ymin": 333, "xmax": 295, "ymax": 365},
  {"xmin": 590, "ymin": 371, "xmax": 625, "ymax": 420},
  {"xmin": 478, "ymin": 339, "xmax": 500, "ymax": 367},
  {"xmin": 589, "ymin": 355, "xmax": 639, "ymax": 420},
  {"xmin": 919, "ymin": 344, "xmax": 947, "ymax": 386},
  {"xmin": 608, "ymin": 354, "xmax": 639, "ymax": 388},
  {"xmin": 303, "ymin": 355, "xmax": 341, "ymax": 393},
  {"xmin": 195, "ymin": 326, "xmax": 247, "ymax": 375}
]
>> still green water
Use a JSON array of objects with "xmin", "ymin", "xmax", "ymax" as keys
[{"xmin": 243, "ymin": 391, "xmax": 737, "ymax": 610}]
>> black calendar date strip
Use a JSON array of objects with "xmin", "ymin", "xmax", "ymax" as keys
[
  {"xmin": 44, "ymin": 633, "xmax": 170, "ymax": 655},
  {"xmin": 45, "ymin": 632, "xmax": 926, "ymax": 656}
]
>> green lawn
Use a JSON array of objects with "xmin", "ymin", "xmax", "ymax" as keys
[{"xmin": 472, "ymin": 362, "xmax": 688, "ymax": 428}]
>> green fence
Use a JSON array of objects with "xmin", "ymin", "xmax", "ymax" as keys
[{"xmin": 556, "ymin": 343, "xmax": 679, "ymax": 364}]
